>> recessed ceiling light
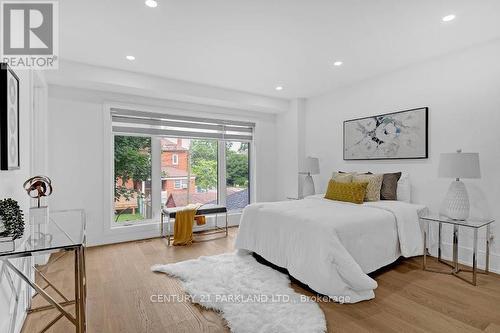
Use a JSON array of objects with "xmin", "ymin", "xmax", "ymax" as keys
[
  {"xmin": 333, "ymin": 61, "xmax": 343, "ymax": 67},
  {"xmin": 442, "ymin": 14, "xmax": 456, "ymax": 22},
  {"xmin": 145, "ymin": 0, "xmax": 158, "ymax": 8},
  {"xmin": 126, "ymin": 55, "xmax": 136, "ymax": 61},
  {"xmin": 275, "ymin": 86, "xmax": 283, "ymax": 91}
]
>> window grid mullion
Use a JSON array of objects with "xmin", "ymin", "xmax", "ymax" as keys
[
  {"xmin": 151, "ymin": 137, "xmax": 161, "ymax": 220},
  {"xmin": 218, "ymin": 141, "xmax": 227, "ymax": 207}
]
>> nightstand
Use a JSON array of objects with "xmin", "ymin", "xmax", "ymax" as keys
[{"xmin": 420, "ymin": 215, "xmax": 495, "ymax": 286}]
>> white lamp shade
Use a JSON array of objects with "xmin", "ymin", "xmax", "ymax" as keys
[
  {"xmin": 438, "ymin": 152, "xmax": 481, "ymax": 179},
  {"xmin": 301, "ymin": 157, "xmax": 320, "ymax": 175}
]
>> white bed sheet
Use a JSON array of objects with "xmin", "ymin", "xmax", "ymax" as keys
[
  {"xmin": 333, "ymin": 201, "xmax": 401, "ymax": 274},
  {"xmin": 235, "ymin": 195, "xmax": 427, "ymax": 303}
]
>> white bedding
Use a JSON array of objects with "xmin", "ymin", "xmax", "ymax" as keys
[{"xmin": 234, "ymin": 195, "xmax": 427, "ymax": 303}]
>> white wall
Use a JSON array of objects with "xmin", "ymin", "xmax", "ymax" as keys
[
  {"xmin": 275, "ymin": 99, "xmax": 307, "ymax": 200},
  {"xmin": 0, "ymin": 70, "xmax": 45, "ymax": 333},
  {"xmin": 47, "ymin": 83, "xmax": 279, "ymax": 246},
  {"xmin": 47, "ymin": 60, "xmax": 289, "ymax": 114},
  {"xmin": 305, "ymin": 40, "xmax": 500, "ymax": 272}
]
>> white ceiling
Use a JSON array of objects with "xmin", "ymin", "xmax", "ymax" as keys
[{"xmin": 59, "ymin": 0, "xmax": 500, "ymax": 99}]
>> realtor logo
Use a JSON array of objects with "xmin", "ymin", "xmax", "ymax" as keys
[{"xmin": 1, "ymin": 1, "xmax": 59, "ymax": 69}]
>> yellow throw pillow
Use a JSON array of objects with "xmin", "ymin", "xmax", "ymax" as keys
[
  {"xmin": 324, "ymin": 180, "xmax": 368, "ymax": 204},
  {"xmin": 352, "ymin": 174, "xmax": 383, "ymax": 202},
  {"xmin": 331, "ymin": 172, "xmax": 353, "ymax": 183}
]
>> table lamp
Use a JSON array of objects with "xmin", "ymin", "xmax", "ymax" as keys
[
  {"xmin": 438, "ymin": 150, "xmax": 480, "ymax": 220},
  {"xmin": 299, "ymin": 157, "xmax": 320, "ymax": 198}
]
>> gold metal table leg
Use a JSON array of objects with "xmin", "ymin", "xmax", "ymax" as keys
[
  {"xmin": 80, "ymin": 245, "xmax": 87, "ymax": 332},
  {"xmin": 4, "ymin": 260, "xmax": 77, "ymax": 326},
  {"xmin": 39, "ymin": 313, "xmax": 64, "ymax": 333},
  {"xmin": 33, "ymin": 266, "xmax": 71, "ymax": 302},
  {"xmin": 75, "ymin": 245, "xmax": 86, "ymax": 333},
  {"xmin": 75, "ymin": 246, "xmax": 81, "ymax": 333}
]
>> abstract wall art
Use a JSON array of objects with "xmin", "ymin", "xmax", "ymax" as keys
[
  {"xmin": 0, "ymin": 63, "xmax": 20, "ymax": 170},
  {"xmin": 343, "ymin": 107, "xmax": 428, "ymax": 160}
]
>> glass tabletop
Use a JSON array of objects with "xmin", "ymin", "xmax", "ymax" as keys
[
  {"xmin": 420, "ymin": 214, "xmax": 494, "ymax": 228},
  {"xmin": 0, "ymin": 209, "xmax": 86, "ymax": 258}
]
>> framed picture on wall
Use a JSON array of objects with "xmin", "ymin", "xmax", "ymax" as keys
[
  {"xmin": 0, "ymin": 63, "xmax": 20, "ymax": 170},
  {"xmin": 343, "ymin": 107, "xmax": 428, "ymax": 160}
]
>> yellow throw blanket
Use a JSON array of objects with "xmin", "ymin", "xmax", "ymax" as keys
[
  {"xmin": 173, "ymin": 204, "xmax": 201, "ymax": 246},
  {"xmin": 194, "ymin": 215, "xmax": 206, "ymax": 226}
]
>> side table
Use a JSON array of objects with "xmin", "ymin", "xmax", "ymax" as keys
[{"xmin": 420, "ymin": 214, "xmax": 494, "ymax": 286}]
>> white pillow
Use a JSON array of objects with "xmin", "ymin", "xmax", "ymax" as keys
[{"xmin": 397, "ymin": 173, "xmax": 411, "ymax": 203}]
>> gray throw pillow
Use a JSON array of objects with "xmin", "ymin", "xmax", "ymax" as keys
[{"xmin": 381, "ymin": 172, "xmax": 402, "ymax": 200}]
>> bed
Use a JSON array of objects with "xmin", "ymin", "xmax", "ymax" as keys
[{"xmin": 234, "ymin": 195, "xmax": 427, "ymax": 303}]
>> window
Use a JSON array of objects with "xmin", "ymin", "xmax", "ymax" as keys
[
  {"xmin": 226, "ymin": 141, "xmax": 249, "ymax": 211},
  {"xmin": 162, "ymin": 138, "xmax": 218, "ymax": 208},
  {"xmin": 114, "ymin": 135, "xmax": 152, "ymax": 223},
  {"xmin": 111, "ymin": 108, "xmax": 254, "ymax": 221}
]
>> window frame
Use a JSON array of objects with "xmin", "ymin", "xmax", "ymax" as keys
[
  {"xmin": 111, "ymin": 133, "xmax": 160, "ymax": 227},
  {"xmin": 172, "ymin": 153, "xmax": 178, "ymax": 165},
  {"xmin": 104, "ymin": 104, "xmax": 255, "ymax": 237}
]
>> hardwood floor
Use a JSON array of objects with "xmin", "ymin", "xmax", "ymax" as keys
[{"xmin": 21, "ymin": 228, "xmax": 500, "ymax": 333}]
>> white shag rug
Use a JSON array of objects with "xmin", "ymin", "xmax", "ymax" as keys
[{"xmin": 151, "ymin": 251, "xmax": 326, "ymax": 333}]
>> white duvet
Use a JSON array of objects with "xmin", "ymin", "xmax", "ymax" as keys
[{"xmin": 234, "ymin": 195, "xmax": 426, "ymax": 303}]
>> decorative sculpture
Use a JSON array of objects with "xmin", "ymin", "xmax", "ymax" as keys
[
  {"xmin": 23, "ymin": 176, "xmax": 53, "ymax": 246},
  {"xmin": 23, "ymin": 176, "xmax": 53, "ymax": 208}
]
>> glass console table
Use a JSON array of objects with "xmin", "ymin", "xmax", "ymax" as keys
[
  {"xmin": 0, "ymin": 209, "xmax": 87, "ymax": 333},
  {"xmin": 420, "ymin": 214, "xmax": 494, "ymax": 286}
]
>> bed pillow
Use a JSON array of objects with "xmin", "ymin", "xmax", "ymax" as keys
[
  {"xmin": 352, "ymin": 173, "xmax": 383, "ymax": 201},
  {"xmin": 397, "ymin": 173, "xmax": 411, "ymax": 203},
  {"xmin": 331, "ymin": 172, "xmax": 354, "ymax": 183},
  {"xmin": 324, "ymin": 180, "xmax": 368, "ymax": 204},
  {"xmin": 380, "ymin": 172, "xmax": 402, "ymax": 200}
]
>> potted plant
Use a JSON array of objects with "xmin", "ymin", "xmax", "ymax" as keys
[{"xmin": 0, "ymin": 198, "xmax": 25, "ymax": 239}]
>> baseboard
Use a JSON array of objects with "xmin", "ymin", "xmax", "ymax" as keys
[
  {"xmin": 428, "ymin": 241, "xmax": 500, "ymax": 274},
  {"xmin": 90, "ymin": 214, "xmax": 241, "ymax": 247}
]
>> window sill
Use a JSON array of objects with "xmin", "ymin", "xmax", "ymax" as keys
[{"xmin": 112, "ymin": 219, "xmax": 159, "ymax": 229}]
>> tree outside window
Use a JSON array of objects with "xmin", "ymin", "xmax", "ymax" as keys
[
  {"xmin": 114, "ymin": 136, "xmax": 152, "ymax": 222},
  {"xmin": 226, "ymin": 142, "xmax": 249, "ymax": 210}
]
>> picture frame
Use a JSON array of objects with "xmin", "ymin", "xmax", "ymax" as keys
[
  {"xmin": 343, "ymin": 107, "xmax": 428, "ymax": 160},
  {"xmin": 0, "ymin": 63, "xmax": 20, "ymax": 170}
]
